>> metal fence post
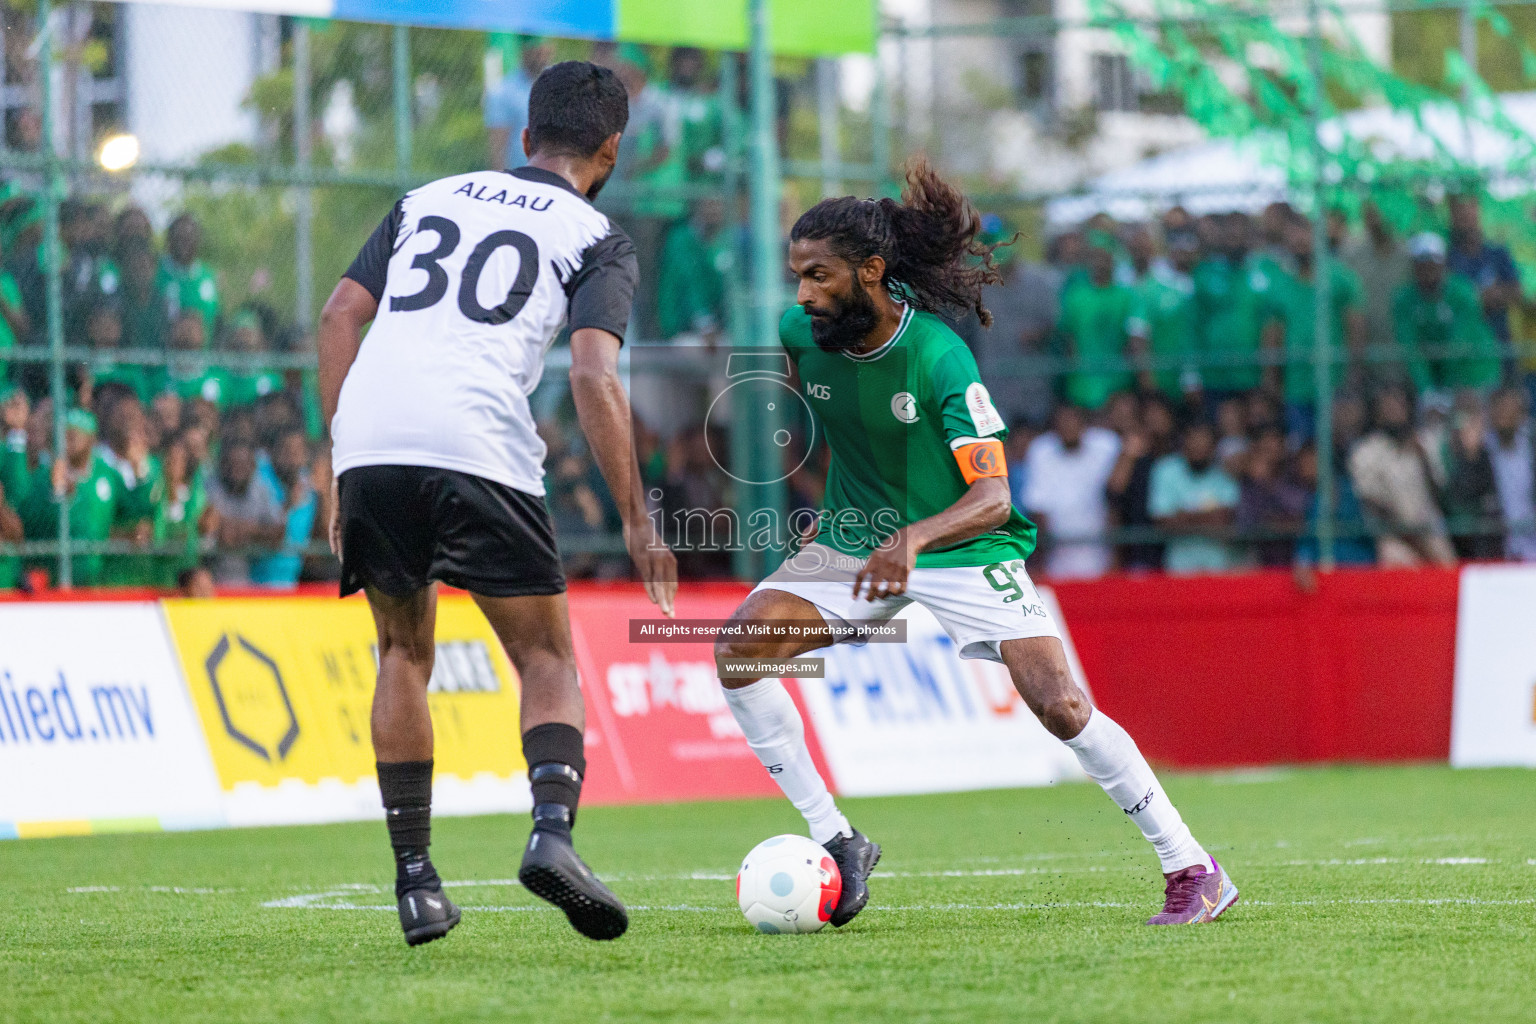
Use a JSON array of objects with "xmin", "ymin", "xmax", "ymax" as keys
[
  {"xmin": 746, "ymin": 0, "xmax": 786, "ymax": 576},
  {"xmin": 1307, "ymin": 0, "xmax": 1335, "ymax": 571},
  {"xmin": 721, "ymin": 51, "xmax": 758, "ymax": 582},
  {"xmin": 38, "ymin": 0, "xmax": 70, "ymax": 588},
  {"xmin": 293, "ymin": 19, "xmax": 314, "ymax": 331}
]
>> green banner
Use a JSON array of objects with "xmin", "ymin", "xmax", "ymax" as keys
[{"xmin": 617, "ymin": 0, "xmax": 875, "ymax": 56}]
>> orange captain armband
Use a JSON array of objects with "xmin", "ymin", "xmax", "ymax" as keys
[{"xmin": 954, "ymin": 438, "xmax": 1007, "ymax": 485}]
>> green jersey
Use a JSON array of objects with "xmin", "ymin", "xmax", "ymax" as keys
[
  {"xmin": 1192, "ymin": 257, "xmax": 1262, "ymax": 391},
  {"xmin": 1391, "ymin": 276, "xmax": 1501, "ymax": 391},
  {"xmin": 0, "ymin": 270, "xmax": 24, "ymax": 356},
  {"xmin": 0, "ymin": 430, "xmax": 29, "ymax": 507},
  {"xmin": 780, "ymin": 305, "xmax": 1037, "ymax": 568},
  {"xmin": 18, "ymin": 454, "xmax": 119, "ymax": 585},
  {"xmin": 677, "ymin": 90, "xmax": 723, "ymax": 173},
  {"xmin": 92, "ymin": 360, "xmax": 156, "ymax": 402},
  {"xmin": 122, "ymin": 287, "xmax": 168, "ymax": 350},
  {"xmin": 153, "ymin": 472, "xmax": 209, "ymax": 587},
  {"xmin": 1128, "ymin": 265, "xmax": 1199, "ymax": 398},
  {"xmin": 656, "ymin": 220, "xmax": 724, "ymax": 338},
  {"xmin": 1058, "ymin": 279, "xmax": 1134, "ymax": 409},
  {"xmin": 224, "ymin": 368, "xmax": 285, "ymax": 407},
  {"xmin": 149, "ymin": 362, "xmax": 233, "ymax": 407},
  {"xmin": 1255, "ymin": 261, "xmax": 1362, "ymax": 404},
  {"xmin": 157, "ymin": 257, "xmax": 220, "ymax": 335},
  {"xmin": 299, "ymin": 369, "xmax": 324, "ymax": 439},
  {"xmin": 99, "ymin": 451, "xmax": 165, "ymax": 587},
  {"xmin": 0, "ymin": 430, "xmax": 25, "ymax": 589}
]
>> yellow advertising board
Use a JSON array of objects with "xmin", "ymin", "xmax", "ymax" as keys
[{"xmin": 162, "ymin": 596, "xmax": 524, "ymax": 789}]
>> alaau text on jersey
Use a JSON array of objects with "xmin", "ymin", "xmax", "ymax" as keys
[
  {"xmin": 780, "ymin": 303, "xmax": 1037, "ymax": 569},
  {"xmin": 450, "ymin": 181, "xmax": 557, "ymax": 211},
  {"xmin": 331, "ymin": 167, "xmax": 637, "ymax": 498}
]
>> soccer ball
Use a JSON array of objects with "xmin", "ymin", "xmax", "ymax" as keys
[{"xmin": 736, "ymin": 834, "xmax": 842, "ymax": 934}]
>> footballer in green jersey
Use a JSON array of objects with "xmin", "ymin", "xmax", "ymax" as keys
[
  {"xmin": 779, "ymin": 303, "xmax": 1037, "ymax": 568},
  {"xmin": 712, "ymin": 163, "xmax": 1235, "ymax": 930}
]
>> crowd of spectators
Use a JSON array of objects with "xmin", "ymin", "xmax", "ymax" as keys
[
  {"xmin": 482, "ymin": 36, "xmax": 1536, "ymax": 583},
  {"xmin": 3, "ymin": 44, "xmax": 1532, "ymax": 592},
  {"xmin": 0, "ymin": 188, "xmax": 332, "ymax": 594},
  {"xmin": 990, "ymin": 195, "xmax": 1536, "ymax": 578}
]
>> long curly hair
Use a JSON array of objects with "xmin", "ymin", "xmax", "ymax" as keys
[{"xmin": 788, "ymin": 158, "xmax": 1013, "ymax": 327}]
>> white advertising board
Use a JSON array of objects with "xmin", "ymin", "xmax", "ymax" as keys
[
  {"xmin": 792, "ymin": 591, "xmax": 1087, "ymax": 797},
  {"xmin": 1451, "ymin": 565, "xmax": 1536, "ymax": 767},
  {"xmin": 0, "ymin": 603, "xmax": 224, "ymax": 834}
]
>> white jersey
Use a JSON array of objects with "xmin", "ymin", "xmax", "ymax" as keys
[{"xmin": 331, "ymin": 167, "xmax": 637, "ymax": 495}]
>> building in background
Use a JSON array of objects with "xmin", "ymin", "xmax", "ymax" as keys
[
  {"xmin": 886, "ymin": 0, "xmax": 1390, "ymax": 192},
  {"xmin": 0, "ymin": 3, "xmax": 280, "ymax": 219}
]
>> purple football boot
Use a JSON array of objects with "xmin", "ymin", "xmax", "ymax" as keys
[{"xmin": 1146, "ymin": 859, "xmax": 1239, "ymax": 925}]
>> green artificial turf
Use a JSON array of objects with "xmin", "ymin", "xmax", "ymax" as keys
[{"xmin": 5, "ymin": 765, "xmax": 1534, "ymax": 1023}]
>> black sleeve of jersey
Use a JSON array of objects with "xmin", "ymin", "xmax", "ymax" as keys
[
  {"xmin": 566, "ymin": 227, "xmax": 639, "ymax": 341},
  {"xmin": 342, "ymin": 199, "xmax": 405, "ymax": 302}
]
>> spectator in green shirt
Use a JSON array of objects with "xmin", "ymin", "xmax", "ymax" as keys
[
  {"xmin": 0, "ymin": 237, "xmax": 29, "ymax": 378},
  {"xmin": 666, "ymin": 47, "xmax": 725, "ymax": 183},
  {"xmin": 60, "ymin": 200, "xmax": 120, "ymax": 347},
  {"xmin": 656, "ymin": 198, "xmax": 727, "ymax": 342},
  {"xmin": 1392, "ymin": 232, "xmax": 1502, "ymax": 395},
  {"xmin": 1192, "ymin": 213, "xmax": 1263, "ymax": 396},
  {"xmin": 83, "ymin": 298, "xmax": 153, "ymax": 402},
  {"xmin": 0, "ymin": 383, "xmax": 28, "ymax": 502},
  {"xmin": 1126, "ymin": 224, "xmax": 1200, "ymax": 403},
  {"xmin": 0, "ymin": 468, "xmax": 19, "ymax": 589},
  {"xmin": 158, "ymin": 213, "xmax": 219, "ymax": 338},
  {"xmin": 95, "ymin": 392, "xmax": 163, "ymax": 586},
  {"xmin": 0, "ymin": 382, "xmax": 25, "ymax": 589},
  {"xmin": 153, "ymin": 424, "xmax": 215, "ymax": 588},
  {"xmin": 1059, "ymin": 243, "xmax": 1134, "ymax": 410},
  {"xmin": 18, "ymin": 408, "xmax": 118, "ymax": 586},
  {"xmin": 151, "ymin": 311, "xmax": 230, "ymax": 407},
  {"xmin": 1257, "ymin": 215, "xmax": 1365, "ymax": 440},
  {"xmin": 115, "ymin": 206, "xmax": 154, "ymax": 254},
  {"xmin": 223, "ymin": 308, "xmax": 284, "ymax": 407},
  {"xmin": 3, "ymin": 198, "xmax": 45, "ymax": 347},
  {"xmin": 118, "ymin": 240, "xmax": 168, "ymax": 351},
  {"xmin": 148, "ymin": 390, "xmax": 182, "ymax": 450}
]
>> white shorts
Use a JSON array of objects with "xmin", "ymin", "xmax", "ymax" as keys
[{"xmin": 749, "ymin": 542, "xmax": 1061, "ymax": 663}]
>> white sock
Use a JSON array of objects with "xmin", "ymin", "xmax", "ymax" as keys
[
  {"xmin": 1064, "ymin": 710, "xmax": 1213, "ymax": 875},
  {"xmin": 723, "ymin": 679, "xmax": 850, "ymax": 844}
]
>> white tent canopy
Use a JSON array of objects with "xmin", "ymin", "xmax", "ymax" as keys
[{"xmin": 1045, "ymin": 92, "xmax": 1536, "ymax": 228}]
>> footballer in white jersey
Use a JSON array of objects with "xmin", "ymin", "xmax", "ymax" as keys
[{"xmin": 316, "ymin": 61, "xmax": 676, "ymax": 948}]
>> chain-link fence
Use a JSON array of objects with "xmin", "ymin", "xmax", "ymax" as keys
[{"xmin": 1, "ymin": 0, "xmax": 1533, "ymax": 594}]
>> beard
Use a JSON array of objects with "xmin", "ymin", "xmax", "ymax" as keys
[
  {"xmin": 585, "ymin": 164, "xmax": 615, "ymax": 201},
  {"xmin": 806, "ymin": 284, "xmax": 880, "ymax": 353}
]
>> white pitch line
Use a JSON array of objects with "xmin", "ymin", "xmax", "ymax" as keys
[
  {"xmin": 76, "ymin": 854, "xmax": 1535, "ymax": 902},
  {"xmin": 259, "ymin": 896, "xmax": 1536, "ymax": 913}
]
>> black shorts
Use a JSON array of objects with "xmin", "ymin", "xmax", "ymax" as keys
[{"xmin": 337, "ymin": 465, "xmax": 567, "ymax": 599}]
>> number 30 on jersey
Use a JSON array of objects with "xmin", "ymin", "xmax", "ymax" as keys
[{"xmin": 390, "ymin": 215, "xmax": 541, "ymax": 325}]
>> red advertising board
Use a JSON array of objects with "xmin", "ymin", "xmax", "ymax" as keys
[
  {"xmin": 1051, "ymin": 566, "xmax": 1459, "ymax": 767},
  {"xmin": 567, "ymin": 582, "xmax": 832, "ymax": 805}
]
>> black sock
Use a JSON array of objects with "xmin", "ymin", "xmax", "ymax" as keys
[
  {"xmin": 377, "ymin": 760, "xmax": 440, "ymax": 898},
  {"xmin": 522, "ymin": 723, "xmax": 585, "ymax": 838}
]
